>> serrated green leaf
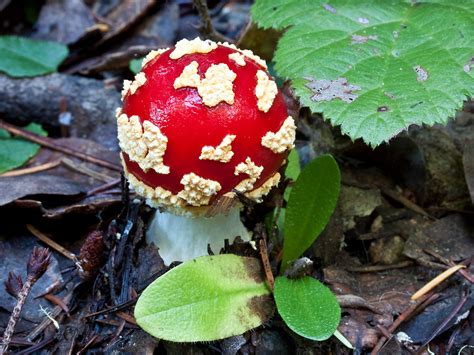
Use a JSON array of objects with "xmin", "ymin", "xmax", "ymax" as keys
[
  {"xmin": 274, "ymin": 276, "xmax": 341, "ymax": 341},
  {"xmin": 282, "ymin": 155, "xmax": 340, "ymax": 268},
  {"xmin": 0, "ymin": 123, "xmax": 47, "ymax": 174},
  {"xmin": 252, "ymin": 0, "xmax": 474, "ymax": 146},
  {"xmin": 0, "ymin": 36, "xmax": 68, "ymax": 77},
  {"xmin": 129, "ymin": 57, "xmax": 143, "ymax": 74},
  {"xmin": 135, "ymin": 254, "xmax": 274, "ymax": 342}
]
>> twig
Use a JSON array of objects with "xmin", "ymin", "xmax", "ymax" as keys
[
  {"xmin": 27, "ymin": 305, "xmax": 62, "ymax": 342},
  {"xmin": 16, "ymin": 336, "xmax": 55, "ymax": 355},
  {"xmin": 0, "ymin": 160, "xmax": 61, "ymax": 177},
  {"xmin": 421, "ymin": 291, "xmax": 469, "ymax": 347},
  {"xmin": 423, "ymin": 250, "xmax": 474, "ymax": 284},
  {"xmin": 346, "ymin": 261, "xmax": 413, "ymax": 273},
  {"xmin": 380, "ymin": 187, "xmax": 435, "ymax": 220},
  {"xmin": 93, "ymin": 319, "xmax": 137, "ymax": 328},
  {"xmin": 411, "ymin": 264, "xmax": 466, "ymax": 300},
  {"xmin": 43, "ymin": 294, "xmax": 70, "ymax": 313},
  {"xmin": 0, "ymin": 337, "xmax": 33, "ymax": 347},
  {"xmin": 76, "ymin": 334, "xmax": 98, "ymax": 355},
  {"xmin": 105, "ymin": 319, "xmax": 126, "ymax": 350},
  {"xmin": 83, "ymin": 298, "xmax": 137, "ymax": 318},
  {"xmin": 26, "ymin": 289, "xmax": 73, "ymax": 342},
  {"xmin": 116, "ymin": 311, "xmax": 137, "ymax": 325},
  {"xmin": 192, "ymin": 0, "xmax": 231, "ymax": 43},
  {"xmin": 0, "ymin": 120, "xmax": 121, "ymax": 172},
  {"xmin": 0, "ymin": 247, "xmax": 51, "ymax": 354},
  {"xmin": 61, "ymin": 158, "xmax": 116, "ymax": 182},
  {"xmin": 26, "ymin": 224, "xmax": 76, "ymax": 261},
  {"xmin": 86, "ymin": 178, "xmax": 121, "ymax": 197},
  {"xmin": 371, "ymin": 292, "xmax": 434, "ymax": 354},
  {"xmin": 259, "ymin": 238, "xmax": 274, "ymax": 290},
  {"xmin": 376, "ymin": 325, "xmax": 393, "ymax": 339}
]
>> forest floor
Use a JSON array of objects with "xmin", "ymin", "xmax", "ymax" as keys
[{"xmin": 0, "ymin": 1, "xmax": 473, "ymax": 354}]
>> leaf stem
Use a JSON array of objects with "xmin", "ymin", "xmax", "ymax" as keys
[
  {"xmin": 0, "ymin": 120, "xmax": 121, "ymax": 172},
  {"xmin": 333, "ymin": 330, "xmax": 354, "ymax": 349}
]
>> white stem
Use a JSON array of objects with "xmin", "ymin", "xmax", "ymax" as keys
[{"xmin": 146, "ymin": 206, "xmax": 251, "ymax": 264}]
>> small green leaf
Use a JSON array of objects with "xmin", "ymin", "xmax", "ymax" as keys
[
  {"xmin": 135, "ymin": 254, "xmax": 274, "ymax": 342},
  {"xmin": 252, "ymin": 0, "xmax": 474, "ymax": 146},
  {"xmin": 282, "ymin": 155, "xmax": 340, "ymax": 268},
  {"xmin": 129, "ymin": 57, "xmax": 143, "ymax": 74},
  {"xmin": 267, "ymin": 61, "xmax": 284, "ymax": 87},
  {"xmin": 285, "ymin": 149, "xmax": 301, "ymax": 181},
  {"xmin": 274, "ymin": 276, "xmax": 340, "ymax": 341},
  {"xmin": 0, "ymin": 123, "xmax": 47, "ymax": 174},
  {"xmin": 283, "ymin": 149, "xmax": 301, "ymax": 201},
  {"xmin": 0, "ymin": 36, "xmax": 69, "ymax": 77}
]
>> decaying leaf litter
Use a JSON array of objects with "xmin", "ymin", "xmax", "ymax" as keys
[{"xmin": 0, "ymin": 0, "xmax": 473, "ymax": 353}]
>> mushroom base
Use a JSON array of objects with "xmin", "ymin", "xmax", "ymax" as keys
[{"xmin": 146, "ymin": 206, "xmax": 251, "ymax": 264}]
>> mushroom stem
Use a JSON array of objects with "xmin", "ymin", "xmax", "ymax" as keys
[{"xmin": 146, "ymin": 206, "xmax": 250, "ymax": 264}]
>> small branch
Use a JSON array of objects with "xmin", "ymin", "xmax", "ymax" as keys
[
  {"xmin": 346, "ymin": 261, "xmax": 413, "ymax": 273},
  {"xmin": 371, "ymin": 291, "xmax": 435, "ymax": 354},
  {"xmin": 423, "ymin": 249, "xmax": 474, "ymax": 284},
  {"xmin": 61, "ymin": 158, "xmax": 116, "ymax": 182},
  {"xmin": 86, "ymin": 178, "xmax": 122, "ymax": 197},
  {"xmin": 192, "ymin": 0, "xmax": 231, "ymax": 43},
  {"xmin": 0, "ymin": 160, "xmax": 61, "ymax": 177},
  {"xmin": 0, "ymin": 120, "xmax": 121, "ymax": 172},
  {"xmin": 259, "ymin": 238, "xmax": 274, "ymax": 290},
  {"xmin": 421, "ymin": 291, "xmax": 468, "ymax": 347},
  {"xmin": 411, "ymin": 264, "xmax": 466, "ymax": 301},
  {"xmin": 26, "ymin": 224, "xmax": 76, "ymax": 261},
  {"xmin": 26, "ymin": 291, "xmax": 73, "ymax": 342},
  {"xmin": 0, "ymin": 248, "xmax": 51, "ymax": 354},
  {"xmin": 83, "ymin": 298, "xmax": 137, "ymax": 319},
  {"xmin": 380, "ymin": 187, "xmax": 435, "ymax": 220}
]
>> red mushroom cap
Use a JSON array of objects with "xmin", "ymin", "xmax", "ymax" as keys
[{"xmin": 117, "ymin": 38, "xmax": 296, "ymax": 214}]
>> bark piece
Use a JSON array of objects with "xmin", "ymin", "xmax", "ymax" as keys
[{"xmin": 0, "ymin": 74, "xmax": 120, "ymax": 149}]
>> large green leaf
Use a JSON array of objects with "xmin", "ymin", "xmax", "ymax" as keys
[
  {"xmin": 134, "ymin": 254, "xmax": 274, "ymax": 342},
  {"xmin": 0, "ymin": 36, "xmax": 69, "ymax": 77},
  {"xmin": 252, "ymin": 1, "xmax": 474, "ymax": 146},
  {"xmin": 274, "ymin": 276, "xmax": 341, "ymax": 341},
  {"xmin": 282, "ymin": 155, "xmax": 340, "ymax": 268},
  {"xmin": 0, "ymin": 123, "xmax": 47, "ymax": 174}
]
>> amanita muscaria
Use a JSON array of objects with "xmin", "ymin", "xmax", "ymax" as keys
[{"xmin": 117, "ymin": 37, "xmax": 296, "ymax": 263}]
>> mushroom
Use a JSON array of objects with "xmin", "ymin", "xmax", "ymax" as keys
[{"xmin": 117, "ymin": 37, "xmax": 296, "ymax": 264}]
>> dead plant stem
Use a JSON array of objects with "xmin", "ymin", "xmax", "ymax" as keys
[
  {"xmin": 0, "ymin": 277, "xmax": 33, "ymax": 354},
  {"xmin": 0, "ymin": 120, "xmax": 121, "ymax": 172}
]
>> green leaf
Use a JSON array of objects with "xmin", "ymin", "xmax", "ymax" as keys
[
  {"xmin": 285, "ymin": 149, "xmax": 301, "ymax": 181},
  {"xmin": 267, "ymin": 61, "xmax": 284, "ymax": 87},
  {"xmin": 0, "ymin": 123, "xmax": 47, "ymax": 174},
  {"xmin": 283, "ymin": 149, "xmax": 301, "ymax": 201},
  {"xmin": 129, "ymin": 57, "xmax": 143, "ymax": 74},
  {"xmin": 274, "ymin": 276, "xmax": 341, "ymax": 341},
  {"xmin": 0, "ymin": 36, "xmax": 69, "ymax": 77},
  {"xmin": 134, "ymin": 254, "xmax": 274, "ymax": 342},
  {"xmin": 252, "ymin": 1, "xmax": 474, "ymax": 146},
  {"xmin": 282, "ymin": 155, "xmax": 340, "ymax": 268}
]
